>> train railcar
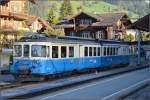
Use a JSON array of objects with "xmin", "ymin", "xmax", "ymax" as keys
[{"xmin": 10, "ymin": 34, "xmax": 131, "ymax": 75}]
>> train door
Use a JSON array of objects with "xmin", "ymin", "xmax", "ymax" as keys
[
  {"xmin": 73, "ymin": 45, "xmax": 82, "ymax": 70},
  {"xmin": 78, "ymin": 45, "xmax": 85, "ymax": 70}
]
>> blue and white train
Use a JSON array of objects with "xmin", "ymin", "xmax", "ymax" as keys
[{"xmin": 10, "ymin": 34, "xmax": 132, "ymax": 76}]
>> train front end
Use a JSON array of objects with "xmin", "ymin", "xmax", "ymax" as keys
[{"xmin": 10, "ymin": 42, "xmax": 53, "ymax": 76}]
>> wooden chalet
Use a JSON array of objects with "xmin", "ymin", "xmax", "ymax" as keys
[
  {"xmin": 54, "ymin": 12, "xmax": 132, "ymax": 40},
  {"xmin": 0, "ymin": 0, "xmax": 50, "ymax": 49},
  {"xmin": 128, "ymin": 13, "xmax": 150, "ymax": 40},
  {"xmin": 128, "ymin": 13, "xmax": 149, "ymax": 32}
]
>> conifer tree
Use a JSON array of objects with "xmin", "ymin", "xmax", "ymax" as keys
[
  {"xmin": 47, "ymin": 4, "xmax": 57, "ymax": 25},
  {"xmin": 59, "ymin": 0, "xmax": 73, "ymax": 20}
]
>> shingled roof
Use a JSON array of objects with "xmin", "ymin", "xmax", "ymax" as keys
[
  {"xmin": 0, "ymin": 12, "xmax": 51, "ymax": 29},
  {"xmin": 92, "ymin": 13, "xmax": 130, "ymax": 27},
  {"xmin": 25, "ymin": 16, "xmax": 50, "ymax": 28},
  {"xmin": 128, "ymin": 14, "xmax": 149, "ymax": 32},
  {"xmin": 69, "ymin": 12, "xmax": 102, "ymax": 21},
  {"xmin": 57, "ymin": 12, "xmax": 131, "ymax": 28}
]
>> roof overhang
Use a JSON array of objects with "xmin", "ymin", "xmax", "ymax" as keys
[{"xmin": 127, "ymin": 14, "xmax": 150, "ymax": 32}]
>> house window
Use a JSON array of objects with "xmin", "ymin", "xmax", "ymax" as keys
[
  {"xmin": 79, "ymin": 19, "xmax": 92, "ymax": 25},
  {"xmin": 96, "ymin": 31, "xmax": 105, "ymax": 39},
  {"xmin": 70, "ymin": 31, "xmax": 75, "ymax": 36},
  {"xmin": 82, "ymin": 31, "xmax": 91, "ymax": 38}
]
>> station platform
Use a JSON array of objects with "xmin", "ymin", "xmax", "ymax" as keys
[{"xmin": 0, "ymin": 62, "xmax": 149, "ymax": 99}]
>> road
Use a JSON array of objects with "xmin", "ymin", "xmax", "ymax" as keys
[{"xmin": 30, "ymin": 67, "xmax": 150, "ymax": 100}]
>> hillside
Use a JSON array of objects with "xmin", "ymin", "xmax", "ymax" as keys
[
  {"xmin": 103, "ymin": 0, "xmax": 149, "ymax": 17},
  {"xmin": 27, "ymin": 0, "xmax": 140, "ymax": 22}
]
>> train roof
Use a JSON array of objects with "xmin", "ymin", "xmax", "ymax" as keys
[
  {"xmin": 18, "ymin": 32, "xmax": 130, "ymax": 45},
  {"xmin": 129, "ymin": 41, "xmax": 150, "ymax": 45}
]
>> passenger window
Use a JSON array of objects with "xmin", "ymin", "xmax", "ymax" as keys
[
  {"xmin": 61, "ymin": 46, "xmax": 66, "ymax": 58},
  {"xmin": 52, "ymin": 46, "xmax": 58, "ymax": 58},
  {"xmin": 69, "ymin": 46, "xmax": 74, "ymax": 57},
  {"xmin": 14, "ymin": 45, "xmax": 22, "ymax": 57},
  {"xmin": 107, "ymin": 47, "xmax": 110, "ymax": 56},
  {"xmin": 116, "ymin": 48, "xmax": 118, "ymax": 55},
  {"xmin": 47, "ymin": 46, "xmax": 50, "ymax": 57},
  {"xmin": 113, "ymin": 48, "xmax": 115, "ymax": 55},
  {"xmin": 104, "ymin": 47, "xmax": 107, "ymax": 56},
  {"xmin": 84, "ymin": 47, "xmax": 88, "ymax": 56},
  {"xmin": 24, "ymin": 45, "xmax": 29, "ymax": 57},
  {"xmin": 98, "ymin": 47, "xmax": 100, "ymax": 56},
  {"xmin": 110, "ymin": 47, "xmax": 113, "ymax": 56},
  {"xmin": 89, "ymin": 47, "xmax": 92, "ymax": 56},
  {"xmin": 31, "ymin": 45, "xmax": 46, "ymax": 57},
  {"xmin": 94, "ymin": 47, "xmax": 96, "ymax": 56}
]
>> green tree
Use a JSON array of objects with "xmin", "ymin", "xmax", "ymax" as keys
[
  {"xmin": 45, "ymin": 28, "xmax": 65, "ymax": 36},
  {"xmin": 124, "ymin": 34, "xmax": 135, "ymax": 42},
  {"xmin": 77, "ymin": 5, "xmax": 84, "ymax": 12},
  {"xmin": 47, "ymin": 3, "xmax": 58, "ymax": 25},
  {"xmin": 140, "ymin": 31, "xmax": 148, "ymax": 41},
  {"xmin": 59, "ymin": 0, "xmax": 73, "ymax": 20}
]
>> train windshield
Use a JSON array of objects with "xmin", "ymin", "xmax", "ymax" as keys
[
  {"xmin": 14, "ymin": 45, "xmax": 22, "ymax": 57},
  {"xmin": 31, "ymin": 45, "xmax": 46, "ymax": 57}
]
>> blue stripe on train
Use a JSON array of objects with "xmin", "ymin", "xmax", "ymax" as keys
[{"xmin": 10, "ymin": 55, "xmax": 130, "ymax": 75}]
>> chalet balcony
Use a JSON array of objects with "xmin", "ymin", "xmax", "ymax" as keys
[
  {"xmin": 76, "ymin": 23, "xmax": 90, "ymax": 27},
  {"xmin": 10, "ymin": 12, "xmax": 28, "ymax": 20},
  {"xmin": 0, "ymin": 10, "xmax": 29, "ymax": 21},
  {"xmin": 53, "ymin": 24, "xmax": 75, "ymax": 29},
  {"xmin": 0, "ymin": 9, "xmax": 9, "ymax": 16}
]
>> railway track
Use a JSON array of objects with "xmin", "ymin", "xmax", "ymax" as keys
[
  {"xmin": 3, "ymin": 64, "xmax": 149, "ymax": 100},
  {"xmin": 0, "ymin": 65, "xmax": 128, "ymax": 90},
  {"xmin": 0, "ymin": 82, "xmax": 21, "ymax": 90},
  {"xmin": 0, "ymin": 81, "xmax": 40, "ymax": 90}
]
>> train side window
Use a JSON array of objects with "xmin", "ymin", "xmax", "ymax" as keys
[
  {"xmin": 116, "ymin": 48, "xmax": 118, "ymax": 55},
  {"xmin": 24, "ymin": 45, "xmax": 29, "ymax": 57},
  {"xmin": 98, "ymin": 47, "xmax": 100, "ymax": 56},
  {"xmin": 113, "ymin": 48, "xmax": 115, "ymax": 55},
  {"xmin": 110, "ymin": 47, "xmax": 113, "ymax": 56},
  {"xmin": 69, "ymin": 46, "xmax": 74, "ymax": 57},
  {"xmin": 107, "ymin": 47, "xmax": 110, "ymax": 56},
  {"xmin": 84, "ymin": 47, "xmax": 88, "ymax": 56},
  {"xmin": 52, "ymin": 46, "xmax": 58, "ymax": 58},
  {"xmin": 94, "ymin": 47, "xmax": 96, "ymax": 56},
  {"xmin": 31, "ymin": 45, "xmax": 46, "ymax": 57},
  {"xmin": 47, "ymin": 46, "xmax": 50, "ymax": 57},
  {"xmin": 104, "ymin": 47, "xmax": 107, "ymax": 56},
  {"xmin": 89, "ymin": 47, "xmax": 92, "ymax": 56},
  {"xmin": 110, "ymin": 47, "xmax": 112, "ymax": 56},
  {"xmin": 14, "ymin": 45, "xmax": 22, "ymax": 57},
  {"xmin": 61, "ymin": 46, "xmax": 67, "ymax": 58}
]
